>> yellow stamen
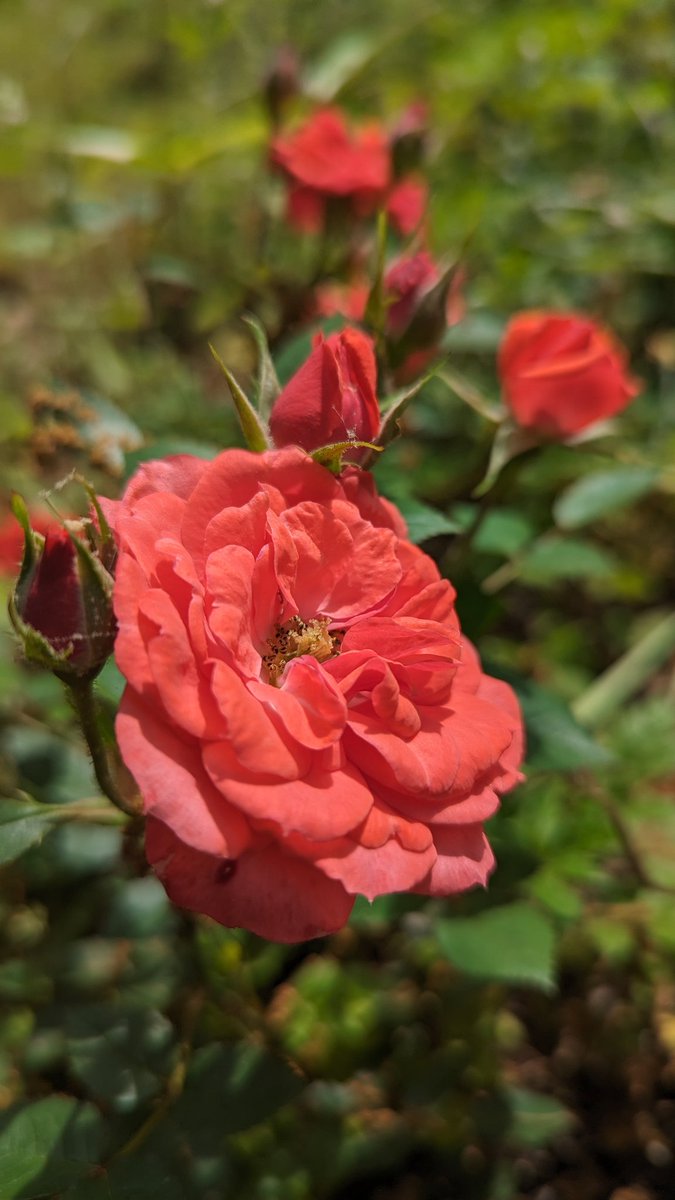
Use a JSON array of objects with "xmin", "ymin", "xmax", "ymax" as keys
[{"xmin": 262, "ymin": 615, "xmax": 343, "ymax": 685}]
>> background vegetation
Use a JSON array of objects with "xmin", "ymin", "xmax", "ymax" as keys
[{"xmin": 1, "ymin": 1, "xmax": 675, "ymax": 1197}]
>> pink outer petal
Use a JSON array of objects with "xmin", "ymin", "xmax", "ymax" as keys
[
  {"xmin": 417, "ymin": 824, "xmax": 496, "ymax": 896},
  {"xmin": 117, "ymin": 691, "xmax": 251, "ymax": 857},
  {"xmin": 203, "ymin": 740, "xmax": 373, "ymax": 841},
  {"xmin": 146, "ymin": 817, "xmax": 354, "ymax": 942}
]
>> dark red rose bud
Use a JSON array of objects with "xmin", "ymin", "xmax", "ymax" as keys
[
  {"xmin": 264, "ymin": 45, "xmax": 300, "ymax": 129},
  {"xmin": 390, "ymin": 102, "xmax": 429, "ymax": 177},
  {"xmin": 9, "ymin": 498, "xmax": 116, "ymax": 680}
]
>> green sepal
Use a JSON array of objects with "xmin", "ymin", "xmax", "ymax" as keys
[
  {"xmin": 242, "ymin": 315, "xmax": 281, "ymax": 422},
  {"xmin": 209, "ymin": 343, "xmax": 271, "ymax": 453},
  {"xmin": 71, "ymin": 472, "xmax": 116, "ymax": 562},
  {"xmin": 473, "ymin": 418, "xmax": 539, "ymax": 498},
  {"xmin": 388, "ymin": 263, "xmax": 460, "ymax": 369},
  {"xmin": 361, "ymin": 372, "xmax": 434, "ymax": 468},
  {"xmin": 439, "ymin": 367, "xmax": 503, "ymax": 423},
  {"xmin": 10, "ymin": 493, "xmax": 44, "ymax": 598},
  {"xmin": 311, "ymin": 440, "xmax": 383, "ymax": 475},
  {"xmin": 7, "ymin": 592, "xmax": 75, "ymax": 673}
]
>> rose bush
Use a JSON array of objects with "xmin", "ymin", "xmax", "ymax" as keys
[
  {"xmin": 104, "ymin": 448, "xmax": 523, "ymax": 941},
  {"xmin": 499, "ymin": 311, "xmax": 640, "ymax": 438}
]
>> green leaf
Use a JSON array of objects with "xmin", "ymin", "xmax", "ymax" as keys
[
  {"xmin": 364, "ymin": 373, "xmax": 434, "ymax": 464},
  {"xmin": 0, "ymin": 1096, "xmax": 104, "ymax": 1198},
  {"xmin": 435, "ymin": 902, "xmax": 557, "ymax": 991},
  {"xmin": 172, "ymin": 1042, "xmax": 304, "ymax": 1136},
  {"xmin": 439, "ymin": 367, "xmax": 503, "ymax": 422},
  {"xmin": 0, "ymin": 798, "xmax": 55, "ymax": 865},
  {"xmin": 472, "ymin": 508, "xmax": 535, "ymax": 557},
  {"xmin": 505, "ymin": 1087, "xmax": 574, "ymax": 1148},
  {"xmin": 64, "ymin": 1004, "xmax": 176, "ymax": 1113},
  {"xmin": 473, "ymin": 419, "xmax": 539, "ymax": 497},
  {"xmin": 396, "ymin": 497, "xmax": 462, "ymax": 544},
  {"xmin": 242, "ymin": 315, "xmax": 281, "ymax": 422},
  {"xmin": 209, "ymin": 344, "xmax": 270, "ymax": 453},
  {"xmin": 553, "ymin": 465, "xmax": 659, "ymax": 529},
  {"xmin": 510, "ymin": 676, "xmax": 615, "ymax": 770},
  {"xmin": 572, "ymin": 612, "xmax": 675, "ymax": 728},
  {"xmin": 518, "ymin": 535, "xmax": 619, "ymax": 584},
  {"xmin": 304, "ymin": 31, "xmax": 380, "ymax": 100}
]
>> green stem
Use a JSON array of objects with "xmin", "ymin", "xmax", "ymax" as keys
[
  {"xmin": 66, "ymin": 676, "xmax": 141, "ymax": 817},
  {"xmin": 572, "ymin": 612, "xmax": 675, "ymax": 729}
]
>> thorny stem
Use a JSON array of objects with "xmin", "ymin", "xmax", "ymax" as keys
[{"xmin": 66, "ymin": 676, "xmax": 141, "ymax": 818}]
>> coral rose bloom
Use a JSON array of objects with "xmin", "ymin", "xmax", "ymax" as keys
[
  {"xmin": 105, "ymin": 449, "xmax": 523, "ymax": 942},
  {"xmin": 499, "ymin": 311, "xmax": 640, "ymax": 438}
]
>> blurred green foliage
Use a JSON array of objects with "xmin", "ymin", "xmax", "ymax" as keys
[{"xmin": 1, "ymin": 0, "xmax": 675, "ymax": 1197}]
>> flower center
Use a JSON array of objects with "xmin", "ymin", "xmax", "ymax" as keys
[{"xmin": 262, "ymin": 615, "xmax": 343, "ymax": 685}]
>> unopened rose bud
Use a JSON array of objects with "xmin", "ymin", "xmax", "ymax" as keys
[
  {"xmin": 390, "ymin": 102, "xmax": 429, "ymax": 177},
  {"xmin": 385, "ymin": 253, "xmax": 465, "ymax": 380},
  {"xmin": 9, "ymin": 498, "xmax": 117, "ymax": 681},
  {"xmin": 264, "ymin": 46, "xmax": 300, "ymax": 129},
  {"xmin": 269, "ymin": 327, "xmax": 380, "ymax": 453}
]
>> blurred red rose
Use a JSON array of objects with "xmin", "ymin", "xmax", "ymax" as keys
[
  {"xmin": 499, "ymin": 311, "xmax": 640, "ymax": 438},
  {"xmin": 104, "ymin": 447, "xmax": 523, "ymax": 942},
  {"xmin": 271, "ymin": 108, "xmax": 391, "ymax": 233},
  {"xmin": 386, "ymin": 176, "xmax": 428, "ymax": 237},
  {"xmin": 269, "ymin": 327, "xmax": 380, "ymax": 452}
]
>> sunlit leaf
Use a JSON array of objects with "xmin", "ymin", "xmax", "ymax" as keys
[{"xmin": 436, "ymin": 903, "xmax": 557, "ymax": 991}]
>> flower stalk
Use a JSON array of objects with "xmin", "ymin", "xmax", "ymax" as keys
[{"xmin": 66, "ymin": 676, "xmax": 141, "ymax": 818}]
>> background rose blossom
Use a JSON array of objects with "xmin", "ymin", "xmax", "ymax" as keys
[
  {"xmin": 271, "ymin": 108, "xmax": 391, "ymax": 233},
  {"xmin": 499, "ymin": 311, "xmax": 640, "ymax": 438},
  {"xmin": 104, "ymin": 448, "xmax": 523, "ymax": 942}
]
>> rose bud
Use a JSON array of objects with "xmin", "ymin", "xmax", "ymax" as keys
[
  {"xmin": 263, "ymin": 45, "xmax": 300, "ymax": 129},
  {"xmin": 499, "ymin": 311, "xmax": 641, "ymax": 439},
  {"xmin": 9, "ymin": 498, "xmax": 116, "ymax": 681},
  {"xmin": 384, "ymin": 252, "xmax": 465, "ymax": 382},
  {"xmin": 269, "ymin": 327, "xmax": 380, "ymax": 453},
  {"xmin": 390, "ymin": 101, "xmax": 429, "ymax": 177}
]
